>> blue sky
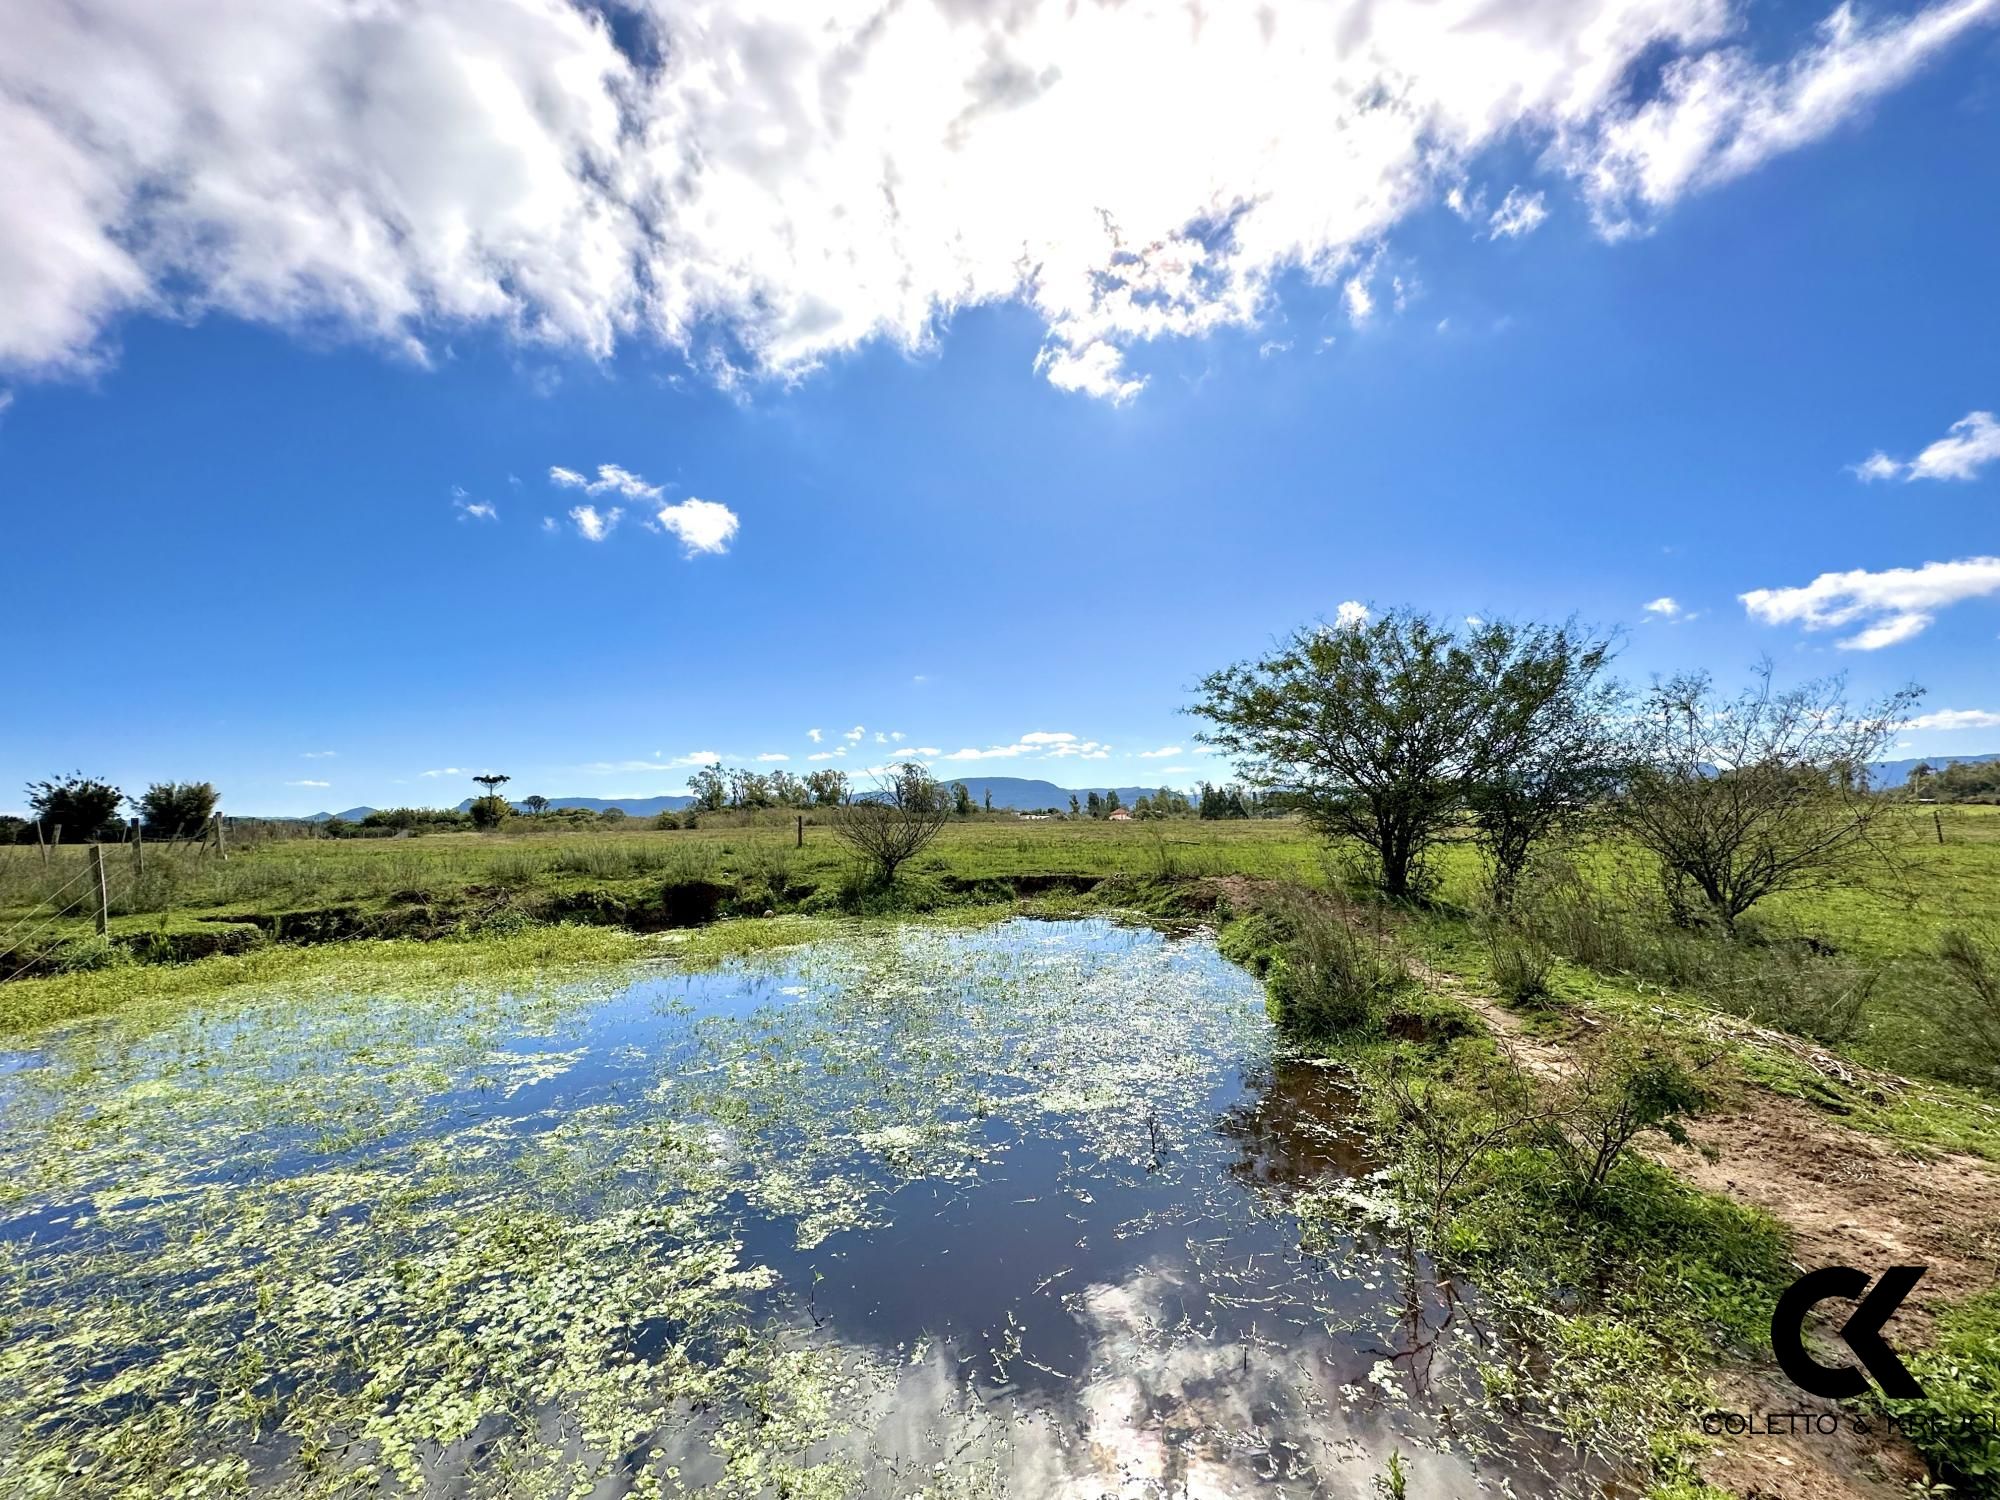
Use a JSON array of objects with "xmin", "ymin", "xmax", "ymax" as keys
[{"xmin": 2, "ymin": 0, "xmax": 1998, "ymax": 815}]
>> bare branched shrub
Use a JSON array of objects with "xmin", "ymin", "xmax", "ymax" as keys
[
  {"xmin": 831, "ymin": 762, "xmax": 952, "ymax": 883},
  {"xmin": 1376, "ymin": 1044, "xmax": 1545, "ymax": 1241},
  {"xmin": 1616, "ymin": 664, "xmax": 1920, "ymax": 932}
]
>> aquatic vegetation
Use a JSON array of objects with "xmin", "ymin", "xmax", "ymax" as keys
[{"xmin": 0, "ymin": 918, "xmax": 1599, "ymax": 1496}]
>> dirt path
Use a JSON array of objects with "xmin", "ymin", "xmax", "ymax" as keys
[{"xmin": 1417, "ymin": 959, "xmax": 2000, "ymax": 1498}]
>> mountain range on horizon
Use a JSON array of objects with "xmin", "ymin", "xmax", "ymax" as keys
[{"xmin": 293, "ymin": 754, "xmax": 1999, "ymax": 822}]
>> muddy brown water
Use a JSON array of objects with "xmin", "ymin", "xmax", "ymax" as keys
[{"xmin": 0, "ymin": 917, "xmax": 1603, "ymax": 1496}]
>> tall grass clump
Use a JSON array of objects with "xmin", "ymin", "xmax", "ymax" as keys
[{"xmin": 1262, "ymin": 889, "xmax": 1409, "ymax": 1037}]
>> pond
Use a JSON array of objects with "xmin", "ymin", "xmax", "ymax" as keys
[{"xmin": 0, "ymin": 918, "xmax": 1590, "ymax": 1497}]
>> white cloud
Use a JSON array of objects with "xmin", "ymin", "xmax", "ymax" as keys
[
  {"xmin": 1139, "ymin": 746, "xmax": 1182, "ymax": 758},
  {"xmin": 807, "ymin": 751, "xmax": 838, "ymax": 762},
  {"xmin": 1020, "ymin": 732, "xmax": 1076, "ymax": 745},
  {"xmin": 569, "ymin": 504, "xmax": 621, "ymax": 542},
  {"xmin": 1488, "ymin": 188, "xmax": 1549, "ymax": 239},
  {"xmin": 1855, "ymin": 411, "xmax": 2000, "ymax": 483},
  {"xmin": 755, "ymin": 752, "xmax": 789, "ymax": 762},
  {"xmin": 1643, "ymin": 596, "xmax": 1684, "ymax": 618},
  {"xmin": 1341, "ymin": 276, "xmax": 1375, "ymax": 326},
  {"xmin": 1334, "ymin": 600, "xmax": 1371, "ymax": 629},
  {"xmin": 552, "ymin": 463, "xmax": 665, "ymax": 500},
  {"xmin": 286, "ymin": 779, "xmax": 331, "ymax": 788},
  {"xmin": 1571, "ymin": 0, "xmax": 2000, "ymax": 236},
  {"xmin": 1740, "ymin": 555, "xmax": 2000, "ymax": 649},
  {"xmin": 1906, "ymin": 709, "xmax": 2000, "ymax": 731},
  {"xmin": 454, "ymin": 493, "xmax": 498, "ymax": 522},
  {"xmin": 844, "ymin": 726, "xmax": 865, "ymax": 743},
  {"xmin": 302, "ymin": 750, "xmax": 337, "ymax": 760},
  {"xmin": 656, "ymin": 497, "xmax": 739, "ymax": 556},
  {"xmin": 420, "ymin": 768, "xmax": 465, "ymax": 778},
  {"xmin": 541, "ymin": 515, "xmax": 558, "ymax": 532},
  {"xmin": 807, "ymin": 728, "xmax": 823, "ymax": 743},
  {"xmin": 910, "ymin": 747, "xmax": 941, "ymax": 758},
  {"xmin": 1257, "ymin": 339, "xmax": 1292, "ymax": 358},
  {"xmin": 8, "ymin": 0, "xmax": 1988, "ymax": 394}
]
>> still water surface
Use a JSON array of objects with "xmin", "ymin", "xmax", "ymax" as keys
[{"xmin": 0, "ymin": 918, "xmax": 1590, "ymax": 1497}]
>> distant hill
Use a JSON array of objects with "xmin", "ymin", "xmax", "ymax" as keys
[
  {"xmin": 1870, "ymin": 752, "xmax": 2000, "ymax": 789},
  {"xmin": 304, "ymin": 806, "xmax": 378, "ymax": 823}
]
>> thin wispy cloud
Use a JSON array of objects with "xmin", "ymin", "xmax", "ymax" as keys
[
  {"xmin": 301, "ymin": 750, "xmax": 337, "ymax": 760},
  {"xmin": 1488, "ymin": 188, "xmax": 1548, "ymax": 239},
  {"xmin": 286, "ymin": 779, "xmax": 331, "ymax": 788},
  {"xmin": 1906, "ymin": 709, "xmax": 2000, "ymax": 731},
  {"xmin": 5, "ymin": 0, "xmax": 1989, "ymax": 395},
  {"xmin": 452, "ymin": 486, "xmax": 497, "ymax": 522},
  {"xmin": 1740, "ymin": 555, "xmax": 2000, "ymax": 649},
  {"xmin": 1854, "ymin": 411, "xmax": 2000, "ymax": 483},
  {"xmin": 1642, "ymin": 596, "xmax": 1697, "ymax": 622},
  {"xmin": 1139, "ymin": 746, "xmax": 1182, "ymax": 758}
]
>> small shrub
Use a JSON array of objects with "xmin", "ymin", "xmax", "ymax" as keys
[
  {"xmin": 1547, "ymin": 1029, "xmax": 1712, "ymax": 1209},
  {"xmin": 468, "ymin": 794, "xmax": 512, "ymax": 831}
]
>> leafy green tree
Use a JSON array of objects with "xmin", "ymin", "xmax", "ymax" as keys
[
  {"xmin": 1462, "ymin": 619, "xmax": 1623, "ymax": 907},
  {"xmin": 951, "ymin": 782, "xmax": 974, "ymax": 817},
  {"xmin": 469, "ymin": 794, "xmax": 512, "ymax": 830},
  {"xmin": 138, "ymin": 781, "xmax": 220, "ymax": 838},
  {"xmin": 0, "ymin": 814, "xmax": 30, "ymax": 845},
  {"xmin": 1069, "ymin": 794, "xmax": 1080, "ymax": 817},
  {"xmin": 25, "ymin": 772, "xmax": 126, "ymax": 843},
  {"xmin": 686, "ymin": 764, "xmax": 727, "ymax": 813},
  {"xmin": 1086, "ymin": 791, "xmax": 1103, "ymax": 818},
  {"xmin": 473, "ymin": 773, "xmax": 511, "ymax": 799},
  {"xmin": 804, "ymin": 769, "xmax": 849, "ymax": 806},
  {"xmin": 1192, "ymin": 609, "xmax": 1506, "ymax": 898},
  {"xmin": 523, "ymin": 795, "xmax": 551, "ymax": 815}
]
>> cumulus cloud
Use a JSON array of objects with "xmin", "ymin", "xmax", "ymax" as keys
[
  {"xmin": 755, "ymin": 752, "xmax": 789, "ymax": 762},
  {"xmin": 807, "ymin": 728, "xmax": 823, "ymax": 743},
  {"xmin": 1855, "ymin": 411, "xmax": 2000, "ymax": 483},
  {"xmin": 656, "ymin": 497, "xmax": 738, "ymax": 554},
  {"xmin": 1740, "ymin": 555, "xmax": 2000, "ymax": 649},
  {"xmin": 844, "ymin": 726, "xmax": 866, "ymax": 743},
  {"xmin": 1334, "ymin": 600, "xmax": 1371, "ymax": 629},
  {"xmin": 1139, "ymin": 746, "xmax": 1182, "ymax": 758},
  {"xmin": 569, "ymin": 504, "xmax": 621, "ymax": 541},
  {"xmin": 1643, "ymin": 596, "xmax": 1686, "ymax": 619},
  {"xmin": 5, "ymin": 0, "xmax": 1991, "ymax": 396},
  {"xmin": 1906, "ymin": 709, "xmax": 2000, "ymax": 731}
]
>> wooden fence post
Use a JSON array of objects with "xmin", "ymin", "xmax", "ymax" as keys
[
  {"xmin": 1935, "ymin": 809, "xmax": 1946, "ymax": 845},
  {"xmin": 796, "ymin": 814, "xmax": 804, "ymax": 849},
  {"xmin": 35, "ymin": 820, "xmax": 48, "ymax": 866},
  {"xmin": 89, "ymin": 843, "xmax": 109, "ymax": 936},
  {"xmin": 213, "ymin": 814, "xmax": 228, "ymax": 861},
  {"xmin": 132, "ymin": 818, "xmax": 144, "ymax": 876}
]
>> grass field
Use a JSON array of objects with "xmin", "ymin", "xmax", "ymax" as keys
[{"xmin": 4, "ymin": 804, "xmax": 1996, "ymax": 1084}]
